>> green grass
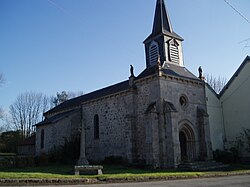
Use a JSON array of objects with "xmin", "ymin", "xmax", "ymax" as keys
[
  {"xmin": 0, "ymin": 153, "xmax": 16, "ymax": 156},
  {"xmin": 0, "ymin": 165, "xmax": 75, "ymax": 179},
  {"xmin": 0, "ymin": 164, "xmax": 250, "ymax": 179}
]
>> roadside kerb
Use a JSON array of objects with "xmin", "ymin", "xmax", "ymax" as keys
[{"xmin": 1, "ymin": 171, "xmax": 250, "ymax": 186}]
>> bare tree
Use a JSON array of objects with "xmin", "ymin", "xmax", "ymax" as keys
[
  {"xmin": 0, "ymin": 73, "xmax": 4, "ymax": 120},
  {"xmin": 67, "ymin": 91, "xmax": 84, "ymax": 99},
  {"xmin": 0, "ymin": 73, "xmax": 6, "ymax": 132},
  {"xmin": 52, "ymin": 91, "xmax": 84, "ymax": 106},
  {"xmin": 52, "ymin": 91, "xmax": 68, "ymax": 106},
  {"xmin": 0, "ymin": 72, "xmax": 4, "ymax": 117},
  {"xmin": 0, "ymin": 73, "xmax": 4, "ymax": 86},
  {"xmin": 9, "ymin": 92, "xmax": 51, "ymax": 138},
  {"xmin": 0, "ymin": 110, "xmax": 12, "ymax": 133},
  {"xmin": 0, "ymin": 107, "xmax": 4, "ymax": 132},
  {"xmin": 206, "ymin": 74, "xmax": 227, "ymax": 94},
  {"xmin": 0, "ymin": 107, "xmax": 4, "ymax": 120}
]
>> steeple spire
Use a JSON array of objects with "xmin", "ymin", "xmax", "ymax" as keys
[
  {"xmin": 152, "ymin": 0, "xmax": 173, "ymax": 35},
  {"xmin": 144, "ymin": 0, "xmax": 184, "ymax": 68}
]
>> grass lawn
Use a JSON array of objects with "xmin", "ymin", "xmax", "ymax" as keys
[
  {"xmin": 0, "ymin": 164, "xmax": 250, "ymax": 179},
  {"xmin": 0, "ymin": 153, "xmax": 16, "ymax": 157}
]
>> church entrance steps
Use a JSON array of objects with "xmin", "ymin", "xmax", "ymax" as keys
[{"xmin": 178, "ymin": 161, "xmax": 229, "ymax": 171}]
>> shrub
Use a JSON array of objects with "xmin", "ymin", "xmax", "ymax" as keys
[
  {"xmin": 0, "ymin": 130, "xmax": 22, "ymax": 153},
  {"xmin": 0, "ymin": 156, "xmax": 35, "ymax": 168},
  {"xmin": 0, "ymin": 156, "xmax": 15, "ymax": 168},
  {"xmin": 16, "ymin": 156, "xmax": 35, "ymax": 167},
  {"xmin": 35, "ymin": 152, "xmax": 49, "ymax": 166},
  {"xmin": 102, "ymin": 156, "xmax": 127, "ymax": 165},
  {"xmin": 213, "ymin": 149, "xmax": 238, "ymax": 163},
  {"xmin": 48, "ymin": 137, "xmax": 80, "ymax": 164}
]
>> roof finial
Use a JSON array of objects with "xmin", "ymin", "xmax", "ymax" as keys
[
  {"xmin": 130, "ymin": 65, "xmax": 135, "ymax": 78},
  {"xmin": 198, "ymin": 66, "xmax": 205, "ymax": 81},
  {"xmin": 129, "ymin": 65, "xmax": 135, "ymax": 87}
]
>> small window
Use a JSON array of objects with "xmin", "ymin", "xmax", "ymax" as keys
[
  {"xmin": 41, "ymin": 129, "xmax": 45, "ymax": 149},
  {"xmin": 149, "ymin": 41, "xmax": 159, "ymax": 66},
  {"xmin": 94, "ymin": 114, "xmax": 99, "ymax": 139}
]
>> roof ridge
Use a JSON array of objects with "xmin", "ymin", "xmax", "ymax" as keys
[
  {"xmin": 219, "ymin": 56, "xmax": 250, "ymax": 97},
  {"xmin": 44, "ymin": 80, "xmax": 130, "ymax": 115}
]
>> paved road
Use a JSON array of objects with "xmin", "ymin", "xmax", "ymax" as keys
[{"xmin": 13, "ymin": 175, "xmax": 250, "ymax": 187}]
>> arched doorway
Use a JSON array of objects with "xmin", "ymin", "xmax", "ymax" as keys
[
  {"xmin": 179, "ymin": 131, "xmax": 187, "ymax": 160},
  {"xmin": 179, "ymin": 124, "xmax": 196, "ymax": 162}
]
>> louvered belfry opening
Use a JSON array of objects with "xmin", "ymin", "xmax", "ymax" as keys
[
  {"xmin": 149, "ymin": 41, "xmax": 159, "ymax": 66},
  {"xmin": 169, "ymin": 39, "xmax": 179, "ymax": 64}
]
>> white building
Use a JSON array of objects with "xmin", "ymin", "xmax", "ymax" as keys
[{"xmin": 207, "ymin": 56, "xmax": 250, "ymax": 160}]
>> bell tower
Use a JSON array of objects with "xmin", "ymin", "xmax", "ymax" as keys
[{"xmin": 144, "ymin": 0, "xmax": 184, "ymax": 68}]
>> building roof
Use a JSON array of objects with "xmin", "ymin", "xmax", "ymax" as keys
[
  {"xmin": 43, "ymin": 63, "xmax": 199, "ymax": 118},
  {"xmin": 144, "ymin": 0, "xmax": 183, "ymax": 43},
  {"xmin": 205, "ymin": 83, "xmax": 219, "ymax": 98},
  {"xmin": 137, "ymin": 63, "xmax": 199, "ymax": 81},
  {"xmin": 153, "ymin": 0, "xmax": 173, "ymax": 34},
  {"xmin": 36, "ymin": 109, "xmax": 78, "ymax": 127},
  {"xmin": 219, "ymin": 56, "xmax": 250, "ymax": 98},
  {"xmin": 44, "ymin": 80, "xmax": 130, "ymax": 116}
]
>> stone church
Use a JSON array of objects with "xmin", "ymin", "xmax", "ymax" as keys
[{"xmin": 35, "ymin": 0, "xmax": 213, "ymax": 168}]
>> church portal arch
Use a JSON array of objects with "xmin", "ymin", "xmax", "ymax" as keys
[{"xmin": 179, "ymin": 122, "xmax": 196, "ymax": 162}]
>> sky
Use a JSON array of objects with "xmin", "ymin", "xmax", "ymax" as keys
[{"xmin": 0, "ymin": 0, "xmax": 250, "ymax": 113}]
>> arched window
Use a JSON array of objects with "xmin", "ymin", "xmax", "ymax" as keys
[
  {"xmin": 94, "ymin": 114, "xmax": 99, "ymax": 139},
  {"xmin": 149, "ymin": 41, "xmax": 159, "ymax": 66},
  {"xmin": 41, "ymin": 129, "xmax": 45, "ymax": 149},
  {"xmin": 169, "ymin": 39, "xmax": 179, "ymax": 64}
]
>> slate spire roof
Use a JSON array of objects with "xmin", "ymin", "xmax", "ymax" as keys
[
  {"xmin": 152, "ymin": 0, "xmax": 173, "ymax": 35},
  {"xmin": 144, "ymin": 0, "xmax": 183, "ymax": 42}
]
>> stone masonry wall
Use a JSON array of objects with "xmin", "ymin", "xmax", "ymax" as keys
[
  {"xmin": 159, "ymin": 76, "xmax": 211, "ymax": 164},
  {"xmin": 83, "ymin": 91, "xmax": 134, "ymax": 163},
  {"xmin": 133, "ymin": 77, "xmax": 161, "ymax": 166},
  {"xmin": 36, "ymin": 110, "xmax": 81, "ymax": 155},
  {"xmin": 132, "ymin": 75, "xmax": 211, "ymax": 167},
  {"xmin": 35, "ymin": 74, "xmax": 211, "ymax": 168},
  {"xmin": 160, "ymin": 77, "xmax": 205, "ymax": 131}
]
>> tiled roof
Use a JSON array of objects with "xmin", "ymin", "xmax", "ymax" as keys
[
  {"xmin": 42, "ymin": 63, "xmax": 199, "ymax": 118},
  {"xmin": 153, "ymin": 0, "xmax": 173, "ymax": 34},
  {"xmin": 36, "ymin": 109, "xmax": 78, "ymax": 127},
  {"xmin": 163, "ymin": 63, "xmax": 199, "ymax": 80},
  {"xmin": 144, "ymin": 0, "xmax": 183, "ymax": 43},
  {"xmin": 137, "ymin": 63, "xmax": 199, "ymax": 81},
  {"xmin": 144, "ymin": 31, "xmax": 183, "ymax": 44},
  {"xmin": 44, "ymin": 80, "xmax": 130, "ymax": 115}
]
